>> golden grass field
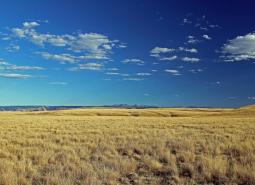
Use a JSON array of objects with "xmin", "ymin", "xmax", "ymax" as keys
[{"xmin": 0, "ymin": 105, "xmax": 255, "ymax": 185}]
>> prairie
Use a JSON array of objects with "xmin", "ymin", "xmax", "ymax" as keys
[{"xmin": 0, "ymin": 106, "xmax": 254, "ymax": 185}]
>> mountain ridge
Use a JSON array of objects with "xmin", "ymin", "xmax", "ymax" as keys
[{"xmin": 0, "ymin": 104, "xmax": 254, "ymax": 112}]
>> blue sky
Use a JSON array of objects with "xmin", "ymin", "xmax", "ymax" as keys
[{"xmin": 0, "ymin": 0, "xmax": 255, "ymax": 107}]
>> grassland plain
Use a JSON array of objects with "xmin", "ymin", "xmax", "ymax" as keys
[{"xmin": 0, "ymin": 106, "xmax": 254, "ymax": 185}]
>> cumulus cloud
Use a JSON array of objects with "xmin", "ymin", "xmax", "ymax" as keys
[
  {"xmin": 67, "ymin": 33, "xmax": 116, "ymax": 59},
  {"xmin": 47, "ymin": 36, "xmax": 67, "ymax": 47},
  {"xmin": 150, "ymin": 47, "xmax": 175, "ymax": 55},
  {"xmin": 121, "ymin": 59, "xmax": 144, "ymax": 65},
  {"xmin": 150, "ymin": 47, "xmax": 175, "ymax": 60},
  {"xmin": 221, "ymin": 32, "xmax": 255, "ymax": 61},
  {"xmin": 10, "ymin": 21, "xmax": 125, "ymax": 61},
  {"xmin": 11, "ymin": 28, "xmax": 26, "ymax": 38},
  {"xmin": 182, "ymin": 57, "xmax": 200, "ymax": 63},
  {"xmin": 187, "ymin": 35, "xmax": 200, "ymax": 44},
  {"xmin": 151, "ymin": 45, "xmax": 199, "ymax": 62},
  {"xmin": 23, "ymin": 21, "xmax": 40, "ymax": 28},
  {"xmin": 37, "ymin": 52, "xmax": 76, "ymax": 64},
  {"xmin": 202, "ymin": 34, "xmax": 212, "ymax": 40},
  {"xmin": 178, "ymin": 47, "xmax": 198, "ymax": 53}
]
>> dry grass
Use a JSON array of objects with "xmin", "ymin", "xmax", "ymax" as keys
[{"xmin": 0, "ymin": 107, "xmax": 254, "ymax": 184}]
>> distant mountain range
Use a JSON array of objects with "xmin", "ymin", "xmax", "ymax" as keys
[
  {"xmin": 0, "ymin": 104, "xmax": 159, "ymax": 111},
  {"xmin": 0, "ymin": 104, "xmax": 250, "ymax": 111}
]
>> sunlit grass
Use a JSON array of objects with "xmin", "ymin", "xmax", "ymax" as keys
[{"xmin": 0, "ymin": 107, "xmax": 254, "ymax": 184}]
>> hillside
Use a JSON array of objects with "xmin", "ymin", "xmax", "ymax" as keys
[
  {"xmin": 240, "ymin": 104, "xmax": 255, "ymax": 110},
  {"xmin": 3, "ymin": 104, "xmax": 253, "ymax": 118}
]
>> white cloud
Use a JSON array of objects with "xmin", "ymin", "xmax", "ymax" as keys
[
  {"xmin": 183, "ymin": 18, "xmax": 192, "ymax": 24},
  {"xmin": 49, "ymin": 81, "xmax": 68, "ymax": 85},
  {"xmin": 0, "ymin": 60, "xmax": 44, "ymax": 71},
  {"xmin": 38, "ymin": 52, "xmax": 76, "ymax": 64},
  {"xmin": 203, "ymin": 34, "xmax": 212, "ymax": 40},
  {"xmin": 228, "ymin": 97, "xmax": 237, "ymax": 100},
  {"xmin": 182, "ymin": 57, "xmax": 200, "ymax": 63},
  {"xmin": 165, "ymin": 69, "xmax": 179, "ymax": 73},
  {"xmin": 0, "ymin": 73, "xmax": 32, "ymax": 79},
  {"xmin": 1, "ymin": 37, "xmax": 11, "ymax": 41},
  {"xmin": 10, "ymin": 22, "xmax": 124, "ymax": 60},
  {"xmin": 23, "ymin": 21, "xmax": 40, "ymax": 28},
  {"xmin": 0, "ymin": 61, "xmax": 9, "ymax": 65},
  {"xmin": 12, "ymin": 28, "xmax": 26, "ymax": 38},
  {"xmin": 122, "ymin": 58, "xmax": 144, "ymax": 65},
  {"xmin": 199, "ymin": 27, "xmax": 208, "ymax": 31},
  {"xmin": 118, "ymin": 43, "xmax": 127, "ymax": 48},
  {"xmin": 221, "ymin": 32, "xmax": 255, "ymax": 61},
  {"xmin": 182, "ymin": 15, "xmax": 220, "ymax": 32},
  {"xmin": 123, "ymin": 77, "xmax": 144, "ymax": 81},
  {"xmin": 248, "ymin": 97, "xmax": 255, "ymax": 100},
  {"xmin": 150, "ymin": 47, "xmax": 178, "ymax": 61},
  {"xmin": 120, "ymin": 74, "xmax": 130, "ymax": 77},
  {"xmin": 189, "ymin": 69, "xmax": 204, "ymax": 74},
  {"xmin": 105, "ymin": 72, "xmax": 119, "ymax": 75},
  {"xmin": 69, "ymin": 63, "xmax": 103, "ymax": 71},
  {"xmin": 210, "ymin": 81, "xmax": 221, "ymax": 86},
  {"xmin": 0, "ymin": 33, "xmax": 11, "ymax": 41},
  {"xmin": 151, "ymin": 45, "xmax": 199, "ymax": 62},
  {"xmin": 107, "ymin": 68, "xmax": 119, "ymax": 71},
  {"xmin": 47, "ymin": 36, "xmax": 67, "ymax": 46},
  {"xmin": 159, "ymin": 56, "xmax": 178, "ymax": 61},
  {"xmin": 165, "ymin": 69, "xmax": 181, "ymax": 76},
  {"xmin": 5, "ymin": 65, "xmax": 44, "ymax": 71},
  {"xmin": 150, "ymin": 47, "xmax": 175, "ymax": 55},
  {"xmin": 6, "ymin": 44, "xmax": 20, "ymax": 52},
  {"xmin": 187, "ymin": 35, "xmax": 200, "ymax": 44},
  {"xmin": 178, "ymin": 47, "xmax": 198, "ymax": 53},
  {"xmin": 68, "ymin": 33, "xmax": 116, "ymax": 59},
  {"xmin": 137, "ymin": 72, "xmax": 151, "ymax": 76},
  {"xmin": 38, "ymin": 50, "xmax": 112, "ymax": 64},
  {"xmin": 209, "ymin": 24, "xmax": 220, "ymax": 28}
]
